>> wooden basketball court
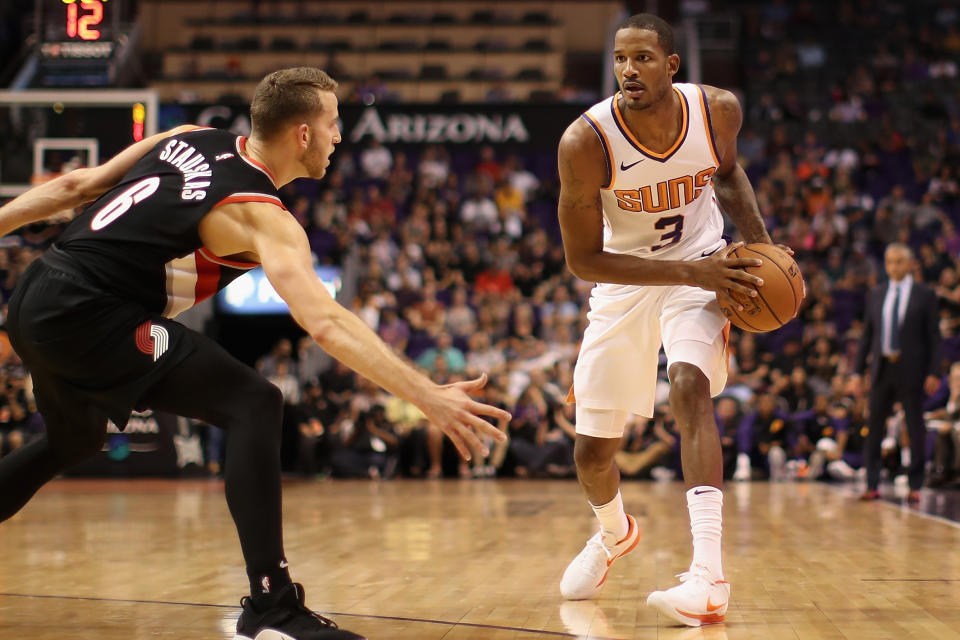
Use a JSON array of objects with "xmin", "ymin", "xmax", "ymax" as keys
[{"xmin": 1, "ymin": 478, "xmax": 959, "ymax": 639}]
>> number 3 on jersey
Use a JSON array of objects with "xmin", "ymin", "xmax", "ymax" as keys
[
  {"xmin": 90, "ymin": 177, "xmax": 161, "ymax": 230},
  {"xmin": 650, "ymin": 214, "xmax": 684, "ymax": 252}
]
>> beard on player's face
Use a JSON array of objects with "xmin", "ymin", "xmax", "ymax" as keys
[
  {"xmin": 302, "ymin": 131, "xmax": 329, "ymax": 179},
  {"xmin": 622, "ymin": 79, "xmax": 671, "ymax": 111}
]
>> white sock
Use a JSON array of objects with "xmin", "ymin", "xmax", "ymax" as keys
[
  {"xmin": 591, "ymin": 490, "xmax": 629, "ymax": 541},
  {"xmin": 686, "ymin": 486, "xmax": 724, "ymax": 581}
]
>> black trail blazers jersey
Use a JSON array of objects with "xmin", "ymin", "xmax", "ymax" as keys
[{"xmin": 55, "ymin": 127, "xmax": 287, "ymax": 317}]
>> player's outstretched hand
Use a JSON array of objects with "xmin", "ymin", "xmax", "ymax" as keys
[
  {"xmin": 417, "ymin": 373, "xmax": 511, "ymax": 461},
  {"xmin": 694, "ymin": 242, "xmax": 764, "ymax": 311}
]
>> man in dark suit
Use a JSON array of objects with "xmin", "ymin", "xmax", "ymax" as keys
[{"xmin": 849, "ymin": 243, "xmax": 941, "ymax": 502}]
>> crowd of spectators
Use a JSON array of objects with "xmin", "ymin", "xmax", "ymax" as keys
[
  {"xmin": 1, "ymin": 1, "xmax": 960, "ymax": 491},
  {"xmin": 0, "ymin": 242, "xmax": 51, "ymax": 461}
]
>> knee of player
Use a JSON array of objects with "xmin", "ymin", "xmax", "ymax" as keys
[
  {"xmin": 573, "ymin": 438, "xmax": 617, "ymax": 473},
  {"xmin": 668, "ymin": 363, "xmax": 710, "ymax": 401},
  {"xmin": 245, "ymin": 378, "xmax": 285, "ymax": 423}
]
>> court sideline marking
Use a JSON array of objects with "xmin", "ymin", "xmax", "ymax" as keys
[
  {"xmin": 880, "ymin": 501, "xmax": 960, "ymax": 531},
  {"xmin": 825, "ymin": 483, "xmax": 960, "ymax": 531}
]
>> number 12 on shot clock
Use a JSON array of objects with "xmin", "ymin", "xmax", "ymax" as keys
[{"xmin": 64, "ymin": 0, "xmax": 106, "ymax": 41}]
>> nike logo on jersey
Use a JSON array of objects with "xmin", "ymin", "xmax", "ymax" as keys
[
  {"xmin": 700, "ymin": 247, "xmax": 720, "ymax": 257},
  {"xmin": 215, "ymin": 152, "xmax": 234, "ymax": 161},
  {"xmin": 620, "ymin": 158, "xmax": 646, "ymax": 171},
  {"xmin": 135, "ymin": 321, "xmax": 169, "ymax": 362}
]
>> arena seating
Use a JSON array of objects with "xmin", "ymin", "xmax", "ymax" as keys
[{"xmin": 138, "ymin": 0, "xmax": 623, "ymax": 103}]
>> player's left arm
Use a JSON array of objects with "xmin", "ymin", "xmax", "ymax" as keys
[
  {"xmin": 0, "ymin": 124, "xmax": 199, "ymax": 237},
  {"xmin": 704, "ymin": 86, "xmax": 771, "ymax": 244}
]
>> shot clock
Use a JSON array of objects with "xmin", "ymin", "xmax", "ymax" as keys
[
  {"xmin": 65, "ymin": 0, "xmax": 107, "ymax": 41},
  {"xmin": 39, "ymin": 0, "xmax": 123, "ymax": 46},
  {"xmin": 35, "ymin": 0, "xmax": 131, "ymax": 86}
]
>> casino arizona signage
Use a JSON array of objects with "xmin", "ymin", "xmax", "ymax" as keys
[
  {"xmin": 349, "ymin": 107, "xmax": 530, "ymax": 144},
  {"xmin": 162, "ymin": 102, "xmax": 586, "ymax": 149}
]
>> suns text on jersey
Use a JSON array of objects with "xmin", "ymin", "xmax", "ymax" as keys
[
  {"xmin": 614, "ymin": 167, "xmax": 715, "ymax": 214},
  {"xmin": 158, "ymin": 138, "xmax": 212, "ymax": 201}
]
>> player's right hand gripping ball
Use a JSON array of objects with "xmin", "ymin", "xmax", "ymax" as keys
[{"xmin": 718, "ymin": 244, "xmax": 805, "ymax": 332}]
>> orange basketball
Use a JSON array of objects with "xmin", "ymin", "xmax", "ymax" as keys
[{"xmin": 717, "ymin": 243, "xmax": 805, "ymax": 333}]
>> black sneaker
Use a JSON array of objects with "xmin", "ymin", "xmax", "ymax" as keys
[{"xmin": 235, "ymin": 583, "xmax": 366, "ymax": 640}]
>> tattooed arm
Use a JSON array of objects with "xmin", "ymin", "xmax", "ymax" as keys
[{"xmin": 704, "ymin": 86, "xmax": 771, "ymax": 244}]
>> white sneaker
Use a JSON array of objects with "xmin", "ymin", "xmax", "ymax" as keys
[
  {"xmin": 806, "ymin": 451, "xmax": 826, "ymax": 480},
  {"xmin": 646, "ymin": 565, "xmax": 730, "ymax": 627},
  {"xmin": 733, "ymin": 453, "xmax": 751, "ymax": 482},
  {"xmin": 560, "ymin": 514, "xmax": 640, "ymax": 600},
  {"xmin": 768, "ymin": 445, "xmax": 787, "ymax": 481},
  {"xmin": 651, "ymin": 466, "xmax": 676, "ymax": 482},
  {"xmin": 827, "ymin": 459, "xmax": 856, "ymax": 480}
]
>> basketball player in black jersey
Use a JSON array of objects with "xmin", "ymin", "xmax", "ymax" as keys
[{"xmin": 0, "ymin": 67, "xmax": 510, "ymax": 640}]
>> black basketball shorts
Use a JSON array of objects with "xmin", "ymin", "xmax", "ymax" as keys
[{"xmin": 7, "ymin": 257, "xmax": 198, "ymax": 432}]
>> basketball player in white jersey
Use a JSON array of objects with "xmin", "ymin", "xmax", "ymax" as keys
[{"xmin": 556, "ymin": 14, "xmax": 779, "ymax": 626}]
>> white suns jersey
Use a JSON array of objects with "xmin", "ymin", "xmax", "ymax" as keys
[{"xmin": 581, "ymin": 83, "xmax": 726, "ymax": 287}]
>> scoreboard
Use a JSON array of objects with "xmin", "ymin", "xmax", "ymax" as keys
[{"xmin": 35, "ymin": 0, "xmax": 131, "ymax": 86}]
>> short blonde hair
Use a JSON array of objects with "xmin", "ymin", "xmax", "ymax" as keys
[{"xmin": 250, "ymin": 68, "xmax": 338, "ymax": 139}]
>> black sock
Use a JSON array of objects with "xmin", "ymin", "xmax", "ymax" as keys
[{"xmin": 249, "ymin": 561, "xmax": 293, "ymax": 607}]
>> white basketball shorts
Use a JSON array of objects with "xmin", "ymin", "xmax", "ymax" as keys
[{"xmin": 572, "ymin": 283, "xmax": 730, "ymax": 438}]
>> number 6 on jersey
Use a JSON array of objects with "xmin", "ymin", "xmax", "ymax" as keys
[{"xmin": 90, "ymin": 177, "xmax": 160, "ymax": 230}]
